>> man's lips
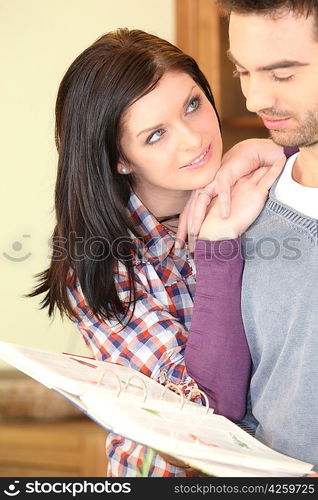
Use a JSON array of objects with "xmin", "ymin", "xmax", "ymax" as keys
[
  {"xmin": 259, "ymin": 115, "xmax": 291, "ymax": 130},
  {"xmin": 180, "ymin": 144, "xmax": 211, "ymax": 170}
]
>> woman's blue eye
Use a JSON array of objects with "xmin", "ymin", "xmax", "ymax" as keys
[
  {"xmin": 187, "ymin": 96, "xmax": 201, "ymax": 112},
  {"xmin": 147, "ymin": 128, "xmax": 165, "ymax": 144},
  {"xmin": 145, "ymin": 96, "xmax": 201, "ymax": 145}
]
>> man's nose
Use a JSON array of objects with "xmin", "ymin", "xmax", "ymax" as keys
[{"xmin": 242, "ymin": 76, "xmax": 276, "ymax": 114}]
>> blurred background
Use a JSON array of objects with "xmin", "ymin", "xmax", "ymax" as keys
[{"xmin": 0, "ymin": 0, "xmax": 267, "ymax": 477}]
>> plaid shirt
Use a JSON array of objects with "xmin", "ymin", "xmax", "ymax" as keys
[{"xmin": 67, "ymin": 191, "xmax": 201, "ymax": 477}]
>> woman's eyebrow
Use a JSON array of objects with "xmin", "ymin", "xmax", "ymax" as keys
[
  {"xmin": 137, "ymin": 84, "xmax": 197, "ymax": 137},
  {"xmin": 226, "ymin": 49, "xmax": 309, "ymax": 72},
  {"xmin": 137, "ymin": 122, "xmax": 164, "ymax": 138}
]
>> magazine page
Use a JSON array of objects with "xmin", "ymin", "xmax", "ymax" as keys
[
  {"xmin": 81, "ymin": 387, "xmax": 314, "ymax": 478},
  {"xmin": 0, "ymin": 341, "xmax": 314, "ymax": 478},
  {"xmin": 0, "ymin": 341, "xmax": 181, "ymax": 404}
]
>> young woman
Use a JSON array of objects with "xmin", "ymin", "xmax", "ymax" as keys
[{"xmin": 30, "ymin": 28, "xmax": 285, "ymax": 477}]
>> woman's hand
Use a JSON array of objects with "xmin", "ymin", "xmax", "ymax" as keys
[
  {"xmin": 175, "ymin": 139, "xmax": 284, "ymax": 248},
  {"xmin": 157, "ymin": 451, "xmax": 209, "ymax": 476},
  {"xmin": 198, "ymin": 156, "xmax": 286, "ymax": 243}
]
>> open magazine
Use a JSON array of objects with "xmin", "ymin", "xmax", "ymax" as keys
[{"xmin": 0, "ymin": 341, "xmax": 315, "ymax": 477}]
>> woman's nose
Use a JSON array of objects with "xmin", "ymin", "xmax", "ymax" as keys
[{"xmin": 178, "ymin": 124, "xmax": 202, "ymax": 151}]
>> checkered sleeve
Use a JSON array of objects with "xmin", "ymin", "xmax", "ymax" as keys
[
  {"xmin": 67, "ymin": 270, "xmax": 200, "ymax": 399},
  {"xmin": 66, "ymin": 265, "xmax": 202, "ymax": 477}
]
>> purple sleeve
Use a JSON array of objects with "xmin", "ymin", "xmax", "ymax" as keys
[{"xmin": 184, "ymin": 237, "xmax": 251, "ymax": 421}]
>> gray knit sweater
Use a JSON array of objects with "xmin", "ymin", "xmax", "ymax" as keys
[{"xmin": 241, "ymin": 180, "xmax": 318, "ymax": 466}]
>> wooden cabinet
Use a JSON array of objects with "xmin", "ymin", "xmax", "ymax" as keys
[
  {"xmin": 176, "ymin": 0, "xmax": 268, "ymax": 151},
  {"xmin": 0, "ymin": 419, "xmax": 108, "ymax": 477}
]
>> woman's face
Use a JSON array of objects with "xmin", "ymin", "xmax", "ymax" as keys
[{"xmin": 118, "ymin": 71, "xmax": 222, "ymax": 199}]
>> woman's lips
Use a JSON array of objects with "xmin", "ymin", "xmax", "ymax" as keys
[{"xmin": 180, "ymin": 144, "xmax": 212, "ymax": 170}]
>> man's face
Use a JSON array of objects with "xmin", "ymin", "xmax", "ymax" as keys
[{"xmin": 228, "ymin": 10, "xmax": 318, "ymax": 148}]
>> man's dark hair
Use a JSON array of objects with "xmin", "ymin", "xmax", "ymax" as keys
[{"xmin": 218, "ymin": 0, "xmax": 318, "ymax": 37}]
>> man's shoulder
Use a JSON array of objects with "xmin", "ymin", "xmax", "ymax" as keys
[{"xmin": 243, "ymin": 200, "xmax": 274, "ymax": 237}]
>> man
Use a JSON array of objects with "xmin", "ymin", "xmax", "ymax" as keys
[{"xmin": 215, "ymin": 0, "xmax": 318, "ymax": 466}]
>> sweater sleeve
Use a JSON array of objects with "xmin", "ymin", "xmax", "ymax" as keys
[
  {"xmin": 184, "ymin": 237, "xmax": 251, "ymax": 421},
  {"xmin": 284, "ymin": 146, "xmax": 299, "ymax": 158}
]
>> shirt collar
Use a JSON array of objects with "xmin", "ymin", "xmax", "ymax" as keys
[{"xmin": 127, "ymin": 190, "xmax": 176, "ymax": 262}]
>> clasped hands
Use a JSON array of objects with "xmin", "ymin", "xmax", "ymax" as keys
[{"xmin": 175, "ymin": 139, "xmax": 286, "ymax": 251}]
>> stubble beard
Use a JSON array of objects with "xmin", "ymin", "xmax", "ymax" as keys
[{"xmin": 268, "ymin": 107, "xmax": 318, "ymax": 148}]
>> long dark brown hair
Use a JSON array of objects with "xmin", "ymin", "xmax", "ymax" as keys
[{"xmin": 29, "ymin": 28, "xmax": 219, "ymax": 324}]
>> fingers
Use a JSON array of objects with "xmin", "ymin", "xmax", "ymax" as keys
[
  {"xmin": 198, "ymin": 181, "xmax": 216, "ymax": 198},
  {"xmin": 191, "ymin": 196, "xmax": 212, "ymax": 236},
  {"xmin": 257, "ymin": 155, "xmax": 286, "ymax": 191},
  {"xmin": 176, "ymin": 181, "xmax": 219, "ymax": 250},
  {"xmin": 212, "ymin": 175, "xmax": 234, "ymax": 219},
  {"xmin": 216, "ymin": 188, "xmax": 231, "ymax": 218},
  {"xmin": 246, "ymin": 165, "xmax": 270, "ymax": 183},
  {"xmin": 187, "ymin": 192, "xmax": 200, "ymax": 251},
  {"xmin": 187, "ymin": 232, "xmax": 197, "ymax": 254},
  {"xmin": 175, "ymin": 211, "xmax": 188, "ymax": 249},
  {"xmin": 175, "ymin": 191, "xmax": 197, "ymax": 249},
  {"xmin": 157, "ymin": 452, "xmax": 189, "ymax": 468}
]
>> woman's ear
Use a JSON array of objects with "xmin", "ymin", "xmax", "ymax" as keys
[{"xmin": 117, "ymin": 162, "xmax": 131, "ymax": 175}]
